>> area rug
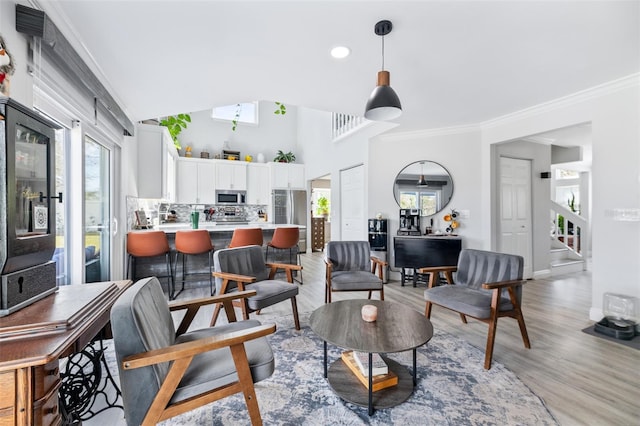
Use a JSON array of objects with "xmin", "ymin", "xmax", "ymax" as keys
[{"xmin": 104, "ymin": 313, "xmax": 558, "ymax": 425}]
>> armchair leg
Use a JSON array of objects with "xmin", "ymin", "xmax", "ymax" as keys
[
  {"xmin": 230, "ymin": 344, "xmax": 263, "ymax": 426},
  {"xmin": 424, "ymin": 301, "xmax": 433, "ymax": 318},
  {"xmin": 484, "ymin": 290, "xmax": 501, "ymax": 370},
  {"xmin": 516, "ymin": 308, "xmax": 531, "ymax": 349},
  {"xmin": 367, "ymin": 290, "xmax": 372, "ymax": 299},
  {"xmin": 291, "ymin": 297, "xmax": 301, "ymax": 330},
  {"xmin": 380, "ymin": 287, "xmax": 384, "ymax": 301},
  {"xmin": 459, "ymin": 314, "xmax": 468, "ymax": 324},
  {"xmin": 210, "ymin": 303, "xmax": 222, "ymax": 327}
]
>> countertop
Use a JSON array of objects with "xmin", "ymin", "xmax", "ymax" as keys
[{"xmin": 155, "ymin": 222, "xmax": 306, "ymax": 233}]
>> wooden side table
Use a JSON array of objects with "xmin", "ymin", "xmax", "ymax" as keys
[{"xmin": 0, "ymin": 280, "xmax": 132, "ymax": 425}]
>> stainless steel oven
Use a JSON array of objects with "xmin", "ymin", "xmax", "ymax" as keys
[{"xmin": 216, "ymin": 190, "xmax": 246, "ymax": 205}]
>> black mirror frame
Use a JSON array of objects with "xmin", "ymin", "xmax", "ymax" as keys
[{"xmin": 393, "ymin": 160, "xmax": 454, "ymax": 216}]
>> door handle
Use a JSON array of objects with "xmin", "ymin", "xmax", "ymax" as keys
[{"xmin": 113, "ymin": 218, "xmax": 118, "ymax": 236}]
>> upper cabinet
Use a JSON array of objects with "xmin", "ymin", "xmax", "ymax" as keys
[
  {"xmin": 215, "ymin": 161, "xmax": 247, "ymax": 190},
  {"xmin": 176, "ymin": 158, "xmax": 216, "ymax": 204},
  {"xmin": 136, "ymin": 124, "xmax": 178, "ymax": 201},
  {"xmin": 269, "ymin": 162, "xmax": 305, "ymax": 190},
  {"xmin": 247, "ymin": 163, "xmax": 270, "ymax": 205}
]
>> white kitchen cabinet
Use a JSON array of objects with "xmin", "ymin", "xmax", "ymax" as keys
[
  {"xmin": 269, "ymin": 162, "xmax": 305, "ymax": 190},
  {"xmin": 136, "ymin": 124, "xmax": 178, "ymax": 200},
  {"xmin": 176, "ymin": 158, "xmax": 216, "ymax": 204},
  {"xmin": 247, "ymin": 163, "xmax": 270, "ymax": 205},
  {"xmin": 215, "ymin": 161, "xmax": 247, "ymax": 190}
]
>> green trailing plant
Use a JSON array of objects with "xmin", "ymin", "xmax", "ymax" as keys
[
  {"xmin": 231, "ymin": 101, "xmax": 286, "ymax": 131},
  {"xmin": 231, "ymin": 103, "xmax": 241, "ymax": 131},
  {"xmin": 568, "ymin": 193, "xmax": 578, "ymax": 213},
  {"xmin": 274, "ymin": 102, "xmax": 286, "ymax": 115},
  {"xmin": 273, "ymin": 150, "xmax": 296, "ymax": 163},
  {"xmin": 160, "ymin": 113, "xmax": 191, "ymax": 150}
]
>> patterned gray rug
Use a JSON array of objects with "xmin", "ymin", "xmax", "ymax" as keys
[{"xmin": 105, "ymin": 313, "xmax": 558, "ymax": 425}]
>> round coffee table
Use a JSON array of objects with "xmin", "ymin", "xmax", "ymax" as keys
[{"xmin": 309, "ymin": 299, "xmax": 433, "ymax": 415}]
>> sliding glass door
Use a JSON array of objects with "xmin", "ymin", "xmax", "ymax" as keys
[{"xmin": 84, "ymin": 136, "xmax": 111, "ymax": 282}]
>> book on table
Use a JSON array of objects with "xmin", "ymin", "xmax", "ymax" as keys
[
  {"xmin": 352, "ymin": 351, "xmax": 388, "ymax": 376},
  {"xmin": 341, "ymin": 351, "xmax": 398, "ymax": 392}
]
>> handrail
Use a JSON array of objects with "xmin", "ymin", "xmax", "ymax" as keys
[{"xmin": 550, "ymin": 201, "xmax": 587, "ymax": 258}]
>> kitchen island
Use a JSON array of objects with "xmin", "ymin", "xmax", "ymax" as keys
[{"xmin": 128, "ymin": 223, "xmax": 307, "ymax": 288}]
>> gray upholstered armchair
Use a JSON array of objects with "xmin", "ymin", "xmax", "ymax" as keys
[
  {"xmin": 212, "ymin": 245, "xmax": 301, "ymax": 330},
  {"xmin": 324, "ymin": 241, "xmax": 387, "ymax": 303},
  {"xmin": 110, "ymin": 277, "xmax": 276, "ymax": 426},
  {"xmin": 419, "ymin": 248, "xmax": 531, "ymax": 369}
]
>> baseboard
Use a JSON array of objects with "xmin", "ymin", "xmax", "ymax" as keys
[
  {"xmin": 533, "ymin": 269, "xmax": 551, "ymax": 279},
  {"xmin": 590, "ymin": 307, "xmax": 603, "ymax": 322}
]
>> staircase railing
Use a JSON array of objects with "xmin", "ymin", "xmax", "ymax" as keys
[{"xmin": 550, "ymin": 200, "xmax": 587, "ymax": 259}]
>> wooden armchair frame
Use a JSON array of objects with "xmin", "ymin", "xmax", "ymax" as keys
[
  {"xmin": 324, "ymin": 256, "xmax": 387, "ymax": 303},
  {"xmin": 419, "ymin": 265, "xmax": 531, "ymax": 369},
  {"xmin": 211, "ymin": 262, "xmax": 302, "ymax": 330},
  {"xmin": 120, "ymin": 290, "xmax": 275, "ymax": 426}
]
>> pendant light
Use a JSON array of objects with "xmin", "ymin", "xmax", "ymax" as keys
[
  {"xmin": 364, "ymin": 20, "xmax": 402, "ymax": 121},
  {"xmin": 417, "ymin": 162, "xmax": 428, "ymax": 186}
]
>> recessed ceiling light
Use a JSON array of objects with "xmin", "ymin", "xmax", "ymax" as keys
[{"xmin": 330, "ymin": 46, "xmax": 351, "ymax": 59}]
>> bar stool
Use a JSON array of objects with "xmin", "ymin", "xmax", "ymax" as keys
[
  {"xmin": 174, "ymin": 230, "xmax": 215, "ymax": 297},
  {"xmin": 126, "ymin": 231, "xmax": 175, "ymax": 299},
  {"xmin": 228, "ymin": 228, "xmax": 264, "ymax": 248},
  {"xmin": 266, "ymin": 227, "xmax": 303, "ymax": 284}
]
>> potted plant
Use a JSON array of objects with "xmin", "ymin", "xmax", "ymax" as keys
[
  {"xmin": 160, "ymin": 113, "xmax": 191, "ymax": 150},
  {"xmin": 316, "ymin": 196, "xmax": 329, "ymax": 217},
  {"xmin": 273, "ymin": 150, "xmax": 296, "ymax": 163}
]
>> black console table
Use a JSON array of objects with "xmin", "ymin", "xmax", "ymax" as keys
[{"xmin": 393, "ymin": 236, "xmax": 462, "ymax": 286}]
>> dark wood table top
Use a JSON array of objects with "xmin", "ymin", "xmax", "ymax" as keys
[
  {"xmin": 309, "ymin": 299, "xmax": 433, "ymax": 354},
  {"xmin": 0, "ymin": 280, "xmax": 132, "ymax": 370}
]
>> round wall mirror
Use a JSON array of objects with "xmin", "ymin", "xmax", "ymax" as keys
[{"xmin": 393, "ymin": 160, "xmax": 454, "ymax": 216}]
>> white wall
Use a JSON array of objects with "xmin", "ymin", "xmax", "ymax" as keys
[
  {"xmin": 297, "ymin": 108, "xmax": 394, "ymax": 241},
  {"xmin": 482, "ymin": 75, "xmax": 640, "ymax": 321},
  {"xmin": 369, "ymin": 128, "xmax": 484, "ymax": 274},
  {"xmin": 1, "ymin": 1, "xmax": 33, "ymax": 105},
  {"xmin": 177, "ymin": 101, "xmax": 299, "ymax": 163}
]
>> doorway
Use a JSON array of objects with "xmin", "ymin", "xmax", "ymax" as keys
[
  {"xmin": 340, "ymin": 164, "xmax": 365, "ymax": 240},
  {"xmin": 498, "ymin": 157, "xmax": 533, "ymax": 278},
  {"xmin": 311, "ymin": 175, "xmax": 331, "ymax": 251},
  {"xmin": 84, "ymin": 136, "xmax": 112, "ymax": 282}
]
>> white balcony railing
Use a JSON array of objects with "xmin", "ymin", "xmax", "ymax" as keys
[{"xmin": 331, "ymin": 112, "xmax": 368, "ymax": 141}]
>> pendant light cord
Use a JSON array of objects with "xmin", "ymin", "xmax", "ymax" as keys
[{"xmin": 381, "ymin": 35, "xmax": 385, "ymax": 71}]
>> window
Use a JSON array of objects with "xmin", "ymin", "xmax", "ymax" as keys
[
  {"xmin": 400, "ymin": 190, "xmax": 441, "ymax": 216},
  {"xmin": 211, "ymin": 102, "xmax": 259, "ymax": 125}
]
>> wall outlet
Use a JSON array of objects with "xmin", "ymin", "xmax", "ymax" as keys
[{"xmin": 458, "ymin": 209, "xmax": 470, "ymax": 219}]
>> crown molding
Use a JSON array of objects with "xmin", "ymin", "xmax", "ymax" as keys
[
  {"xmin": 481, "ymin": 73, "xmax": 640, "ymax": 129},
  {"xmin": 378, "ymin": 73, "xmax": 639, "ymax": 142}
]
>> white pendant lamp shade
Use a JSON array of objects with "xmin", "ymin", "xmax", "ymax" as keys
[
  {"xmin": 364, "ymin": 70, "xmax": 402, "ymax": 121},
  {"xmin": 364, "ymin": 20, "xmax": 402, "ymax": 121}
]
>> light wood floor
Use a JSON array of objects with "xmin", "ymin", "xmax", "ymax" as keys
[{"xmin": 162, "ymin": 252, "xmax": 639, "ymax": 425}]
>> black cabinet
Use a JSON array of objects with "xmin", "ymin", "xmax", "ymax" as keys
[{"xmin": 394, "ymin": 236, "xmax": 462, "ymax": 286}]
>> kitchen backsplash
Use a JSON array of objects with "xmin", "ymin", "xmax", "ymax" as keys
[{"xmin": 126, "ymin": 198, "xmax": 268, "ymax": 229}]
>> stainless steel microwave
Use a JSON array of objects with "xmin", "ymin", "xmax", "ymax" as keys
[{"xmin": 216, "ymin": 190, "xmax": 246, "ymax": 205}]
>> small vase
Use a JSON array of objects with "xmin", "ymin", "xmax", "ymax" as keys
[{"xmin": 257, "ymin": 153, "xmax": 265, "ymax": 163}]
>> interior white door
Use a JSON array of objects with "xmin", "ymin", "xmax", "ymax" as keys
[
  {"xmin": 499, "ymin": 157, "xmax": 533, "ymax": 279},
  {"xmin": 340, "ymin": 164, "xmax": 365, "ymax": 240}
]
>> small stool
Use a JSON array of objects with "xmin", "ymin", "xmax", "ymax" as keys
[
  {"xmin": 228, "ymin": 228, "xmax": 264, "ymax": 248},
  {"xmin": 126, "ymin": 231, "xmax": 175, "ymax": 299},
  {"xmin": 266, "ymin": 227, "xmax": 303, "ymax": 284},
  {"xmin": 174, "ymin": 230, "xmax": 215, "ymax": 297}
]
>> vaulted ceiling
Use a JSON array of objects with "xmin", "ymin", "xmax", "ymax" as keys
[{"xmin": 41, "ymin": 1, "xmax": 639, "ymax": 133}]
